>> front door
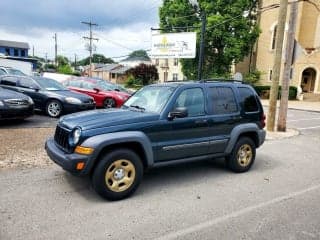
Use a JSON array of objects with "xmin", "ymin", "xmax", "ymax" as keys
[{"xmin": 154, "ymin": 87, "xmax": 210, "ymax": 162}]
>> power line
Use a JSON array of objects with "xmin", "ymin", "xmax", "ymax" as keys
[{"xmin": 81, "ymin": 21, "xmax": 99, "ymax": 77}]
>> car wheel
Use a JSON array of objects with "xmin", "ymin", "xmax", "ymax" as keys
[
  {"xmin": 92, "ymin": 148, "xmax": 143, "ymax": 201},
  {"xmin": 103, "ymin": 98, "xmax": 116, "ymax": 108},
  {"xmin": 46, "ymin": 100, "xmax": 62, "ymax": 118},
  {"xmin": 226, "ymin": 137, "xmax": 256, "ymax": 173}
]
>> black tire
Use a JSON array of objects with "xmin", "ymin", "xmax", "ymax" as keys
[
  {"xmin": 103, "ymin": 98, "xmax": 116, "ymax": 108},
  {"xmin": 226, "ymin": 137, "xmax": 256, "ymax": 173},
  {"xmin": 92, "ymin": 149, "xmax": 143, "ymax": 201},
  {"xmin": 46, "ymin": 100, "xmax": 62, "ymax": 118}
]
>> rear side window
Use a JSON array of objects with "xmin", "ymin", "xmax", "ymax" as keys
[
  {"xmin": 0, "ymin": 76, "xmax": 17, "ymax": 86},
  {"xmin": 209, "ymin": 87, "xmax": 237, "ymax": 115},
  {"xmin": 18, "ymin": 77, "xmax": 39, "ymax": 89},
  {"xmin": 238, "ymin": 87, "xmax": 259, "ymax": 112}
]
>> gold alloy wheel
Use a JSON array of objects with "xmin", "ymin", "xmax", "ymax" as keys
[
  {"xmin": 237, "ymin": 144, "xmax": 253, "ymax": 167},
  {"xmin": 105, "ymin": 159, "xmax": 136, "ymax": 192}
]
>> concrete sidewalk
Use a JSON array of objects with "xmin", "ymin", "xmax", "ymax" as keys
[{"xmin": 261, "ymin": 99, "xmax": 320, "ymax": 112}]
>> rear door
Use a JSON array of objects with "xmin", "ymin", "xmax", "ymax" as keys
[{"xmin": 207, "ymin": 85, "xmax": 241, "ymax": 154}]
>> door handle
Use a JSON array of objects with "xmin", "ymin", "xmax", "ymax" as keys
[
  {"xmin": 18, "ymin": 89, "xmax": 25, "ymax": 93},
  {"xmin": 195, "ymin": 119, "xmax": 208, "ymax": 124}
]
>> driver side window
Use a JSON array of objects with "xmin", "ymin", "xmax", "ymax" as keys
[{"xmin": 174, "ymin": 88, "xmax": 205, "ymax": 117}]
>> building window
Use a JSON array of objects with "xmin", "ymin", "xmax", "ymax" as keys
[
  {"xmin": 21, "ymin": 50, "xmax": 26, "ymax": 57},
  {"xmin": 14, "ymin": 49, "xmax": 19, "ymax": 56},
  {"xmin": 173, "ymin": 73, "xmax": 178, "ymax": 81},
  {"xmin": 164, "ymin": 72, "xmax": 168, "ymax": 82},
  {"xmin": 5, "ymin": 48, "xmax": 10, "ymax": 56},
  {"xmin": 111, "ymin": 73, "xmax": 116, "ymax": 78},
  {"xmin": 164, "ymin": 59, "xmax": 168, "ymax": 67},
  {"xmin": 271, "ymin": 25, "xmax": 277, "ymax": 50},
  {"xmin": 155, "ymin": 59, "xmax": 159, "ymax": 66},
  {"xmin": 269, "ymin": 69, "xmax": 273, "ymax": 81},
  {"xmin": 173, "ymin": 58, "xmax": 178, "ymax": 66}
]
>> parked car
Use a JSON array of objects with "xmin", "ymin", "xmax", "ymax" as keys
[
  {"xmin": 0, "ymin": 66, "xmax": 26, "ymax": 76},
  {"xmin": 46, "ymin": 80, "xmax": 266, "ymax": 200},
  {"xmin": 91, "ymin": 77, "xmax": 133, "ymax": 94},
  {"xmin": 0, "ymin": 75, "xmax": 95, "ymax": 117},
  {"xmin": 63, "ymin": 77, "xmax": 130, "ymax": 108},
  {"xmin": 0, "ymin": 87, "xmax": 34, "ymax": 120}
]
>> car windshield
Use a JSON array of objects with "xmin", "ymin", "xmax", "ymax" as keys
[
  {"xmin": 94, "ymin": 80, "xmax": 116, "ymax": 91},
  {"xmin": 35, "ymin": 77, "xmax": 68, "ymax": 91},
  {"xmin": 123, "ymin": 85, "xmax": 175, "ymax": 113},
  {"xmin": 6, "ymin": 68, "xmax": 26, "ymax": 76}
]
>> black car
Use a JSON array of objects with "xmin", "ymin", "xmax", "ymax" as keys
[
  {"xmin": 46, "ymin": 80, "xmax": 266, "ymax": 201},
  {"xmin": 0, "ymin": 75, "xmax": 96, "ymax": 117},
  {"xmin": 0, "ymin": 87, "xmax": 34, "ymax": 120}
]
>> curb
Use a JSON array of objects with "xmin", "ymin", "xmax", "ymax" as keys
[
  {"xmin": 262, "ymin": 105, "xmax": 320, "ymax": 114},
  {"xmin": 265, "ymin": 128, "xmax": 300, "ymax": 141}
]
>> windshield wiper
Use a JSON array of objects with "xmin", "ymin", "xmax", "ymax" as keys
[{"xmin": 130, "ymin": 105, "xmax": 145, "ymax": 111}]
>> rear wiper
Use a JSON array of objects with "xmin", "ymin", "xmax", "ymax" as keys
[{"xmin": 130, "ymin": 105, "xmax": 145, "ymax": 111}]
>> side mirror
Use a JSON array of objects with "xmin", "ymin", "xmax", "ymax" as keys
[
  {"xmin": 168, "ymin": 107, "xmax": 188, "ymax": 120},
  {"xmin": 93, "ymin": 87, "xmax": 100, "ymax": 93}
]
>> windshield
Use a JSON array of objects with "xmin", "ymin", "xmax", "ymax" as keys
[
  {"xmin": 35, "ymin": 77, "xmax": 68, "ymax": 91},
  {"xmin": 123, "ymin": 85, "xmax": 175, "ymax": 113},
  {"xmin": 94, "ymin": 80, "xmax": 116, "ymax": 91},
  {"xmin": 7, "ymin": 69, "xmax": 26, "ymax": 76}
]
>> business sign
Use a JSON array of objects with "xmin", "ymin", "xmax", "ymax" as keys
[{"xmin": 150, "ymin": 32, "xmax": 196, "ymax": 59}]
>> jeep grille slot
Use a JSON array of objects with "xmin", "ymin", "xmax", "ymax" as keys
[{"xmin": 54, "ymin": 125, "xmax": 72, "ymax": 152}]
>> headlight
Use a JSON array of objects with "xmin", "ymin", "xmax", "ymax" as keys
[
  {"xmin": 69, "ymin": 127, "xmax": 82, "ymax": 146},
  {"xmin": 27, "ymin": 97, "xmax": 34, "ymax": 104},
  {"xmin": 65, "ymin": 97, "xmax": 82, "ymax": 104},
  {"xmin": 117, "ymin": 95, "xmax": 127, "ymax": 101}
]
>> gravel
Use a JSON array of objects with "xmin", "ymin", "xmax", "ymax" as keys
[{"xmin": 0, "ymin": 128, "xmax": 55, "ymax": 169}]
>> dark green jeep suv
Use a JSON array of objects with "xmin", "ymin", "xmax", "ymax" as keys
[{"xmin": 45, "ymin": 81, "xmax": 266, "ymax": 200}]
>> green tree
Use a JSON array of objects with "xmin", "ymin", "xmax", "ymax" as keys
[
  {"xmin": 57, "ymin": 65, "xmax": 73, "ymax": 75},
  {"xmin": 57, "ymin": 55, "xmax": 69, "ymax": 66},
  {"xmin": 128, "ymin": 50, "xmax": 150, "ymax": 60},
  {"xmin": 78, "ymin": 54, "xmax": 115, "ymax": 66},
  {"xmin": 128, "ymin": 64, "xmax": 159, "ymax": 86},
  {"xmin": 159, "ymin": 0, "xmax": 260, "ymax": 79}
]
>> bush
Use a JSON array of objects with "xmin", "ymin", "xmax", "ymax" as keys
[
  {"xmin": 125, "ymin": 75, "xmax": 142, "ymax": 89},
  {"xmin": 243, "ymin": 70, "xmax": 261, "ymax": 85},
  {"xmin": 254, "ymin": 86, "xmax": 297, "ymax": 100}
]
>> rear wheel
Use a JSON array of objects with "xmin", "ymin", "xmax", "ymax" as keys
[
  {"xmin": 92, "ymin": 149, "xmax": 143, "ymax": 201},
  {"xmin": 46, "ymin": 100, "xmax": 62, "ymax": 118},
  {"xmin": 226, "ymin": 137, "xmax": 256, "ymax": 173},
  {"xmin": 103, "ymin": 98, "xmax": 116, "ymax": 108}
]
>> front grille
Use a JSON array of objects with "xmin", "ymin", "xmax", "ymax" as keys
[
  {"xmin": 54, "ymin": 125, "xmax": 72, "ymax": 152},
  {"xmin": 4, "ymin": 99, "xmax": 29, "ymax": 107}
]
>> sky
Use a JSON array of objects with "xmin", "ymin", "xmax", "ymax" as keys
[{"xmin": 0, "ymin": 0, "xmax": 162, "ymax": 61}]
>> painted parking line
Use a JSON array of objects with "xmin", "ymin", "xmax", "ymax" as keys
[
  {"xmin": 297, "ymin": 126, "xmax": 320, "ymax": 130},
  {"xmin": 156, "ymin": 184, "xmax": 320, "ymax": 240}
]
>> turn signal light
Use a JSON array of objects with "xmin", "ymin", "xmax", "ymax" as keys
[
  {"xmin": 75, "ymin": 146, "xmax": 94, "ymax": 155},
  {"xmin": 76, "ymin": 162, "xmax": 85, "ymax": 170}
]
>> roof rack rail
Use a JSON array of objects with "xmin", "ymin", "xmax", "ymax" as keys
[{"xmin": 199, "ymin": 78, "xmax": 244, "ymax": 84}]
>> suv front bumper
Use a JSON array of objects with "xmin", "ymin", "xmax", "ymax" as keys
[{"xmin": 45, "ymin": 138, "xmax": 91, "ymax": 176}]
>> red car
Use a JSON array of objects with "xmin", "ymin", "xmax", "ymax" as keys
[{"xmin": 63, "ymin": 78, "xmax": 130, "ymax": 108}]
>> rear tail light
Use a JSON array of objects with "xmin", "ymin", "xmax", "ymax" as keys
[{"xmin": 261, "ymin": 113, "xmax": 266, "ymax": 128}]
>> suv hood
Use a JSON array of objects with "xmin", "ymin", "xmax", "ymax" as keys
[{"xmin": 59, "ymin": 108, "xmax": 159, "ymax": 130}]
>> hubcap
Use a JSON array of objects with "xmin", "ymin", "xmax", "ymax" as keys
[
  {"xmin": 48, "ymin": 102, "xmax": 61, "ymax": 117},
  {"xmin": 105, "ymin": 159, "xmax": 136, "ymax": 192},
  {"xmin": 237, "ymin": 144, "xmax": 253, "ymax": 167},
  {"xmin": 104, "ymin": 99, "xmax": 115, "ymax": 108}
]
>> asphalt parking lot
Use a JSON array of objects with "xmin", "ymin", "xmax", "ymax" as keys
[{"xmin": 0, "ymin": 108, "xmax": 320, "ymax": 239}]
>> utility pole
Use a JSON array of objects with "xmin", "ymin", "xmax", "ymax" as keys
[
  {"xmin": 32, "ymin": 46, "xmax": 34, "ymax": 57},
  {"xmin": 267, "ymin": 0, "xmax": 288, "ymax": 132},
  {"xmin": 53, "ymin": 33, "xmax": 57, "ymax": 67},
  {"xmin": 81, "ymin": 21, "xmax": 98, "ymax": 77},
  {"xmin": 198, "ymin": 11, "xmax": 206, "ymax": 81},
  {"xmin": 74, "ymin": 54, "xmax": 77, "ymax": 69},
  {"xmin": 277, "ymin": 1, "xmax": 298, "ymax": 132}
]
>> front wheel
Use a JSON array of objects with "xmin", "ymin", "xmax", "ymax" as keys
[
  {"xmin": 46, "ymin": 100, "xmax": 62, "ymax": 118},
  {"xmin": 92, "ymin": 149, "xmax": 143, "ymax": 201},
  {"xmin": 226, "ymin": 137, "xmax": 256, "ymax": 173},
  {"xmin": 103, "ymin": 98, "xmax": 116, "ymax": 108}
]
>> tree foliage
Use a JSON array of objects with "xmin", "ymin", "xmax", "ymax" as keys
[
  {"xmin": 78, "ymin": 53, "xmax": 114, "ymax": 66},
  {"xmin": 128, "ymin": 50, "xmax": 150, "ymax": 60},
  {"xmin": 159, "ymin": 0, "xmax": 260, "ymax": 79},
  {"xmin": 128, "ymin": 64, "xmax": 159, "ymax": 86},
  {"xmin": 57, "ymin": 55, "xmax": 69, "ymax": 66}
]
